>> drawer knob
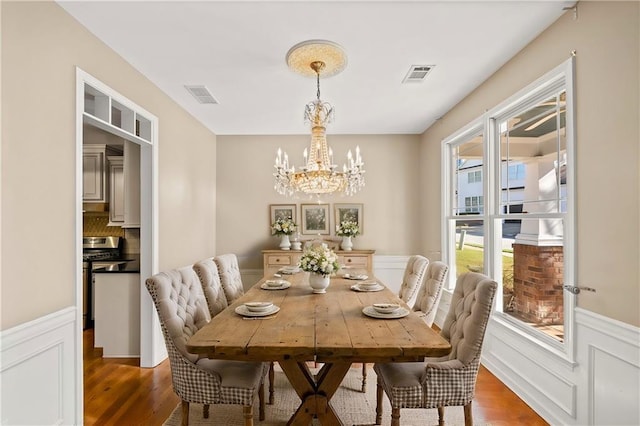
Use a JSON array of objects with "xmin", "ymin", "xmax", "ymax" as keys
[
  {"xmin": 276, "ymin": 259, "xmax": 280, "ymax": 262},
  {"xmin": 348, "ymin": 259, "xmax": 352, "ymax": 263}
]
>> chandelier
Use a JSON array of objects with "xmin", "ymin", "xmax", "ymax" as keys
[{"xmin": 274, "ymin": 40, "xmax": 365, "ymax": 197}]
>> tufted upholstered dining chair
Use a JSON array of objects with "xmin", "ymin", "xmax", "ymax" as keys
[
  {"xmin": 193, "ymin": 258, "xmax": 228, "ymax": 318},
  {"xmin": 193, "ymin": 257, "xmax": 276, "ymax": 405},
  {"xmin": 413, "ymin": 261, "xmax": 448, "ymax": 327},
  {"xmin": 398, "ymin": 255, "xmax": 430, "ymax": 309},
  {"xmin": 146, "ymin": 266, "xmax": 268, "ymax": 426},
  {"xmin": 214, "ymin": 253, "xmax": 245, "ymax": 304},
  {"xmin": 359, "ymin": 255, "xmax": 430, "ymax": 392},
  {"xmin": 374, "ymin": 272, "xmax": 497, "ymax": 426}
]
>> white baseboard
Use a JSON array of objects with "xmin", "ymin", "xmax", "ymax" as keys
[{"xmin": 0, "ymin": 307, "xmax": 79, "ymax": 425}]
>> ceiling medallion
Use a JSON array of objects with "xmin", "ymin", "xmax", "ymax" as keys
[{"xmin": 274, "ymin": 40, "xmax": 364, "ymax": 197}]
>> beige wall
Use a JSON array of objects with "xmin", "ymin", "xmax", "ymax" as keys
[
  {"xmin": 1, "ymin": 1, "xmax": 217, "ymax": 330},
  {"xmin": 216, "ymin": 134, "xmax": 422, "ymax": 268},
  {"xmin": 420, "ymin": 2, "xmax": 639, "ymax": 326}
]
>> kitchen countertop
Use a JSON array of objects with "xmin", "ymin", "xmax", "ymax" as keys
[{"xmin": 92, "ymin": 254, "xmax": 140, "ymax": 273}]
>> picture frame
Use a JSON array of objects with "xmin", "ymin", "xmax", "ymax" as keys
[
  {"xmin": 269, "ymin": 204, "xmax": 297, "ymax": 225},
  {"xmin": 301, "ymin": 204, "xmax": 330, "ymax": 235},
  {"xmin": 334, "ymin": 203, "xmax": 364, "ymax": 235}
]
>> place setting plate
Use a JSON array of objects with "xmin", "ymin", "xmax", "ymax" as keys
[
  {"xmin": 362, "ymin": 303, "xmax": 410, "ymax": 319},
  {"xmin": 278, "ymin": 266, "xmax": 301, "ymax": 275},
  {"xmin": 343, "ymin": 273, "xmax": 369, "ymax": 280},
  {"xmin": 350, "ymin": 281, "xmax": 384, "ymax": 292},
  {"xmin": 235, "ymin": 302, "xmax": 281, "ymax": 317},
  {"xmin": 261, "ymin": 279, "xmax": 291, "ymax": 290}
]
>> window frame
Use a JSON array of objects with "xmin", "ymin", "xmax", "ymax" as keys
[{"xmin": 441, "ymin": 57, "xmax": 577, "ymax": 360}]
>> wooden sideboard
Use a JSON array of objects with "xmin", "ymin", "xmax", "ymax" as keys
[{"xmin": 262, "ymin": 249, "xmax": 375, "ymax": 276}]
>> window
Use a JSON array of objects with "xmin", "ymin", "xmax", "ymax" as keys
[
  {"xmin": 443, "ymin": 58, "xmax": 575, "ymax": 352},
  {"xmin": 467, "ymin": 170, "xmax": 482, "ymax": 183},
  {"xmin": 464, "ymin": 196, "xmax": 483, "ymax": 213},
  {"xmin": 508, "ymin": 164, "xmax": 525, "ymax": 180}
]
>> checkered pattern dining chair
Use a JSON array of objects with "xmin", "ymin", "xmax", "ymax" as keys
[
  {"xmin": 413, "ymin": 261, "xmax": 448, "ymax": 327},
  {"xmin": 374, "ymin": 272, "xmax": 497, "ymax": 426},
  {"xmin": 398, "ymin": 255, "xmax": 430, "ymax": 309},
  {"xmin": 214, "ymin": 253, "xmax": 245, "ymax": 304},
  {"xmin": 193, "ymin": 258, "xmax": 228, "ymax": 318},
  {"xmin": 146, "ymin": 266, "xmax": 268, "ymax": 426},
  {"xmin": 193, "ymin": 257, "xmax": 276, "ymax": 405},
  {"xmin": 360, "ymin": 255, "xmax": 431, "ymax": 392}
]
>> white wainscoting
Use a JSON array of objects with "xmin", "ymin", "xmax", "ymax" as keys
[
  {"xmin": 481, "ymin": 307, "xmax": 640, "ymax": 425},
  {"xmin": 0, "ymin": 307, "xmax": 79, "ymax": 425}
]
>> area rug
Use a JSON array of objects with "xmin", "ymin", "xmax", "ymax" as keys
[{"xmin": 163, "ymin": 365, "xmax": 489, "ymax": 426}]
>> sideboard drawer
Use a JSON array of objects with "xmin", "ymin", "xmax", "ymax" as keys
[
  {"xmin": 339, "ymin": 255, "xmax": 369, "ymax": 267},
  {"xmin": 266, "ymin": 255, "xmax": 293, "ymax": 266}
]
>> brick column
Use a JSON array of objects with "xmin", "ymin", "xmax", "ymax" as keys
[{"xmin": 512, "ymin": 243, "xmax": 564, "ymax": 325}]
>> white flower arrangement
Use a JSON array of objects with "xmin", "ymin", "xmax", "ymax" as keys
[
  {"xmin": 336, "ymin": 220, "xmax": 360, "ymax": 238},
  {"xmin": 271, "ymin": 218, "xmax": 297, "ymax": 236},
  {"xmin": 298, "ymin": 245, "xmax": 340, "ymax": 277}
]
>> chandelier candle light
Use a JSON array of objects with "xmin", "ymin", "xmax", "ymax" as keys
[{"xmin": 274, "ymin": 40, "xmax": 365, "ymax": 197}]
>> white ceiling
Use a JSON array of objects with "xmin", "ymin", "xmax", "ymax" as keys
[{"xmin": 58, "ymin": 1, "xmax": 571, "ymax": 136}]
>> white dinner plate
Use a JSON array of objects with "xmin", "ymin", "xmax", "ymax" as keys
[
  {"xmin": 362, "ymin": 305, "xmax": 409, "ymax": 319},
  {"xmin": 235, "ymin": 304, "xmax": 280, "ymax": 317},
  {"xmin": 344, "ymin": 273, "xmax": 368, "ymax": 280},
  {"xmin": 279, "ymin": 266, "xmax": 301, "ymax": 274},
  {"xmin": 350, "ymin": 283, "xmax": 384, "ymax": 292},
  {"xmin": 261, "ymin": 280, "xmax": 291, "ymax": 290}
]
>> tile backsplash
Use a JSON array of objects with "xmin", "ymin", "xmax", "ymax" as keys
[
  {"xmin": 83, "ymin": 212, "xmax": 140, "ymax": 254},
  {"xmin": 83, "ymin": 212, "xmax": 124, "ymax": 237}
]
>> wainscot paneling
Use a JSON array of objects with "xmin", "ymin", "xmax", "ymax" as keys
[
  {"xmin": 481, "ymin": 307, "xmax": 640, "ymax": 425},
  {"xmin": 0, "ymin": 307, "xmax": 78, "ymax": 425}
]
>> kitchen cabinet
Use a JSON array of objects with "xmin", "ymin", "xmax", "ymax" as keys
[
  {"xmin": 83, "ymin": 144, "xmax": 120, "ymax": 202},
  {"xmin": 262, "ymin": 249, "xmax": 375, "ymax": 276},
  {"xmin": 108, "ymin": 156, "xmax": 124, "ymax": 224},
  {"xmin": 106, "ymin": 141, "xmax": 140, "ymax": 227},
  {"xmin": 94, "ymin": 272, "xmax": 140, "ymax": 357},
  {"xmin": 123, "ymin": 141, "xmax": 141, "ymax": 227}
]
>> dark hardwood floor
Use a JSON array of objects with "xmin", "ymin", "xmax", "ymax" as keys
[{"xmin": 84, "ymin": 329, "xmax": 548, "ymax": 425}]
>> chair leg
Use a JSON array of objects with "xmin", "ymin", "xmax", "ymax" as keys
[
  {"xmin": 181, "ymin": 400, "xmax": 189, "ymax": 426},
  {"xmin": 243, "ymin": 405, "xmax": 253, "ymax": 426},
  {"xmin": 258, "ymin": 380, "xmax": 266, "ymax": 421},
  {"xmin": 268, "ymin": 361, "xmax": 275, "ymax": 404},
  {"xmin": 464, "ymin": 402, "xmax": 473, "ymax": 426},
  {"xmin": 437, "ymin": 406, "xmax": 445, "ymax": 425},
  {"xmin": 391, "ymin": 407, "xmax": 401, "ymax": 426},
  {"xmin": 361, "ymin": 363, "xmax": 367, "ymax": 392},
  {"xmin": 203, "ymin": 404, "xmax": 209, "ymax": 419},
  {"xmin": 375, "ymin": 382, "xmax": 383, "ymax": 425}
]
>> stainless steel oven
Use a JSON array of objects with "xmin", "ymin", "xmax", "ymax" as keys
[{"xmin": 82, "ymin": 236, "xmax": 122, "ymax": 329}]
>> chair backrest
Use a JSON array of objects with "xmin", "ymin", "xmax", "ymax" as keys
[
  {"xmin": 214, "ymin": 253, "xmax": 244, "ymax": 304},
  {"xmin": 398, "ymin": 255, "xmax": 430, "ymax": 309},
  {"xmin": 145, "ymin": 266, "xmax": 211, "ymax": 364},
  {"xmin": 413, "ymin": 261, "xmax": 448, "ymax": 326},
  {"xmin": 440, "ymin": 272, "xmax": 497, "ymax": 365},
  {"xmin": 193, "ymin": 258, "xmax": 229, "ymax": 317}
]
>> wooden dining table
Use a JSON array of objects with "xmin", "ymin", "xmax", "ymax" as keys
[{"xmin": 186, "ymin": 271, "xmax": 451, "ymax": 425}]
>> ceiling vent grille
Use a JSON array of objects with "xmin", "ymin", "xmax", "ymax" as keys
[
  {"xmin": 185, "ymin": 85, "xmax": 219, "ymax": 104},
  {"xmin": 402, "ymin": 65, "xmax": 434, "ymax": 83}
]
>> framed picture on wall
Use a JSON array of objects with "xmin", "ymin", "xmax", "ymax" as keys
[
  {"xmin": 301, "ymin": 204, "xmax": 330, "ymax": 235},
  {"xmin": 269, "ymin": 204, "xmax": 297, "ymax": 225},
  {"xmin": 334, "ymin": 203, "xmax": 364, "ymax": 235}
]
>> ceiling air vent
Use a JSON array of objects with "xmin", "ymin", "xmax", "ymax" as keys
[
  {"xmin": 402, "ymin": 65, "xmax": 434, "ymax": 83},
  {"xmin": 185, "ymin": 85, "xmax": 219, "ymax": 104}
]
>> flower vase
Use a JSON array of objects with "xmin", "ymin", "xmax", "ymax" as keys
[
  {"xmin": 279, "ymin": 234, "xmax": 291, "ymax": 250},
  {"xmin": 341, "ymin": 236, "xmax": 353, "ymax": 251},
  {"xmin": 308, "ymin": 273, "xmax": 330, "ymax": 294}
]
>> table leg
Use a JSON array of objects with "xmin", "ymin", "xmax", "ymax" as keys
[{"xmin": 279, "ymin": 360, "xmax": 352, "ymax": 426}]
